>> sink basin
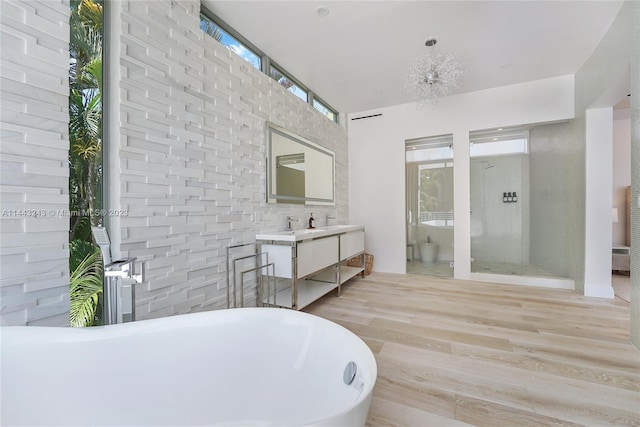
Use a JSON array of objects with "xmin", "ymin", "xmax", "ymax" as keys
[
  {"xmin": 289, "ymin": 228, "xmax": 324, "ymax": 235},
  {"xmin": 319, "ymin": 224, "xmax": 353, "ymax": 231},
  {"xmin": 256, "ymin": 224, "xmax": 364, "ymax": 242},
  {"xmin": 290, "ymin": 225, "xmax": 353, "ymax": 236}
]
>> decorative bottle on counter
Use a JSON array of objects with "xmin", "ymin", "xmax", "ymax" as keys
[{"xmin": 308, "ymin": 213, "xmax": 315, "ymax": 229}]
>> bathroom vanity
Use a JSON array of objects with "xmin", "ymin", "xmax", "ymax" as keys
[{"xmin": 256, "ymin": 225, "xmax": 365, "ymax": 309}]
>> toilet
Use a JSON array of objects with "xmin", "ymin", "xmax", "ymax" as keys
[{"xmin": 420, "ymin": 241, "xmax": 438, "ymax": 263}]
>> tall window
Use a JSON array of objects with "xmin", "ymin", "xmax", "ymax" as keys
[
  {"xmin": 406, "ymin": 135, "xmax": 454, "ymax": 227},
  {"xmin": 69, "ymin": 0, "xmax": 104, "ymax": 327},
  {"xmin": 419, "ymin": 163, "xmax": 454, "ymax": 226}
]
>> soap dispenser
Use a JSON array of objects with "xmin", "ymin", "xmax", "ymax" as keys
[{"xmin": 308, "ymin": 213, "xmax": 315, "ymax": 229}]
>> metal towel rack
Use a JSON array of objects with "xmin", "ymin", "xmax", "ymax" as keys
[{"xmin": 225, "ymin": 242, "xmax": 276, "ymax": 308}]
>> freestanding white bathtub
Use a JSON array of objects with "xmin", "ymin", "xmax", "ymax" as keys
[{"xmin": 1, "ymin": 308, "xmax": 377, "ymax": 426}]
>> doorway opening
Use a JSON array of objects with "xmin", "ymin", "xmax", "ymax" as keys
[{"xmin": 405, "ymin": 135, "xmax": 454, "ymax": 277}]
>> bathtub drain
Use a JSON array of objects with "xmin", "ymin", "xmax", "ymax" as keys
[{"xmin": 343, "ymin": 361, "xmax": 357, "ymax": 385}]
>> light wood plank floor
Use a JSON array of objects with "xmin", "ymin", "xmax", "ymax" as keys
[{"xmin": 304, "ymin": 272, "xmax": 640, "ymax": 427}]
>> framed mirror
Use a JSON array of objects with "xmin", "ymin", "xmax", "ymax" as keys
[{"xmin": 266, "ymin": 123, "xmax": 335, "ymax": 205}]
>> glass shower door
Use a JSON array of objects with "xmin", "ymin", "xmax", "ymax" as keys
[{"xmin": 469, "ymin": 129, "xmax": 529, "ymax": 276}]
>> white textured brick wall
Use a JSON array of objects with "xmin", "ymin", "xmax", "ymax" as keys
[
  {"xmin": 0, "ymin": 0, "xmax": 71, "ymax": 326},
  {"xmin": 116, "ymin": 0, "xmax": 349, "ymax": 319}
]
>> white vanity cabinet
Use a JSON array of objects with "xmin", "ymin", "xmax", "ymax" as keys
[
  {"xmin": 297, "ymin": 235, "xmax": 339, "ymax": 278},
  {"xmin": 256, "ymin": 225, "xmax": 365, "ymax": 310},
  {"xmin": 340, "ymin": 229, "xmax": 365, "ymax": 261}
]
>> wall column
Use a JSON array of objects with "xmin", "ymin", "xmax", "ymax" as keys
[
  {"xmin": 584, "ymin": 107, "xmax": 615, "ymax": 298},
  {"xmin": 453, "ymin": 130, "xmax": 471, "ymax": 280}
]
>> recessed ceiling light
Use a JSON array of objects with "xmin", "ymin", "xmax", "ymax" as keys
[{"xmin": 316, "ymin": 6, "xmax": 329, "ymax": 17}]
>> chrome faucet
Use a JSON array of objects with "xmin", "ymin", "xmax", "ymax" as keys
[
  {"xmin": 103, "ymin": 257, "xmax": 145, "ymax": 325},
  {"xmin": 286, "ymin": 216, "xmax": 299, "ymax": 231},
  {"xmin": 92, "ymin": 226, "xmax": 144, "ymax": 325}
]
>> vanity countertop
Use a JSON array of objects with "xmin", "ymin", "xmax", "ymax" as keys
[{"xmin": 256, "ymin": 224, "xmax": 364, "ymax": 242}]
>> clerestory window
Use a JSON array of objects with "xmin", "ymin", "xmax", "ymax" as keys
[
  {"xmin": 200, "ymin": 5, "xmax": 339, "ymax": 123},
  {"xmin": 200, "ymin": 13, "xmax": 262, "ymax": 70}
]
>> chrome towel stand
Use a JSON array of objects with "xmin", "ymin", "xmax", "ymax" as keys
[{"xmin": 225, "ymin": 242, "xmax": 276, "ymax": 308}]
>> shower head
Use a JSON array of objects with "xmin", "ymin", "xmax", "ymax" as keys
[
  {"xmin": 477, "ymin": 160, "xmax": 494, "ymax": 169},
  {"xmin": 474, "ymin": 160, "xmax": 495, "ymax": 170}
]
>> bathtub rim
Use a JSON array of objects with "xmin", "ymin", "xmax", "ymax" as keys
[{"xmin": 1, "ymin": 307, "xmax": 378, "ymax": 427}]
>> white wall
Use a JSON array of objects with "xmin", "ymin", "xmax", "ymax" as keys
[
  {"xmin": 348, "ymin": 76, "xmax": 574, "ymax": 277},
  {"xmin": 112, "ymin": 0, "xmax": 348, "ymax": 319},
  {"xmin": 575, "ymin": 0, "xmax": 633, "ymax": 298},
  {"xmin": 0, "ymin": 0, "xmax": 71, "ymax": 326},
  {"xmin": 584, "ymin": 107, "xmax": 615, "ymax": 298}
]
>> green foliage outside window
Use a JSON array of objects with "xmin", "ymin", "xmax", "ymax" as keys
[
  {"xmin": 69, "ymin": 0, "xmax": 104, "ymax": 326},
  {"xmin": 420, "ymin": 168, "xmax": 445, "ymax": 213}
]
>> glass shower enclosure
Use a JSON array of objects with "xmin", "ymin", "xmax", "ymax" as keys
[
  {"xmin": 406, "ymin": 124, "xmax": 575, "ymax": 285},
  {"xmin": 469, "ymin": 126, "xmax": 573, "ymax": 281},
  {"xmin": 469, "ymin": 128, "xmax": 529, "ymax": 276}
]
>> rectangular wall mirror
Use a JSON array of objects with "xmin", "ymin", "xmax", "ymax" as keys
[{"xmin": 266, "ymin": 123, "xmax": 335, "ymax": 205}]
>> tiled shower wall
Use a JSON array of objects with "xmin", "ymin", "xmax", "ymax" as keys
[
  {"xmin": 529, "ymin": 121, "xmax": 582, "ymax": 279},
  {"xmin": 630, "ymin": 0, "xmax": 639, "ymax": 348},
  {"xmin": 116, "ymin": 0, "xmax": 348, "ymax": 319},
  {"xmin": 0, "ymin": 0, "xmax": 71, "ymax": 326}
]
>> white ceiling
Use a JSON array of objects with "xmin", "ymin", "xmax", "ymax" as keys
[{"xmin": 202, "ymin": 1, "xmax": 624, "ymax": 114}]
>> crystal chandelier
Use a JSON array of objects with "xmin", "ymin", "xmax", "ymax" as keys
[{"xmin": 403, "ymin": 38, "xmax": 465, "ymax": 109}]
